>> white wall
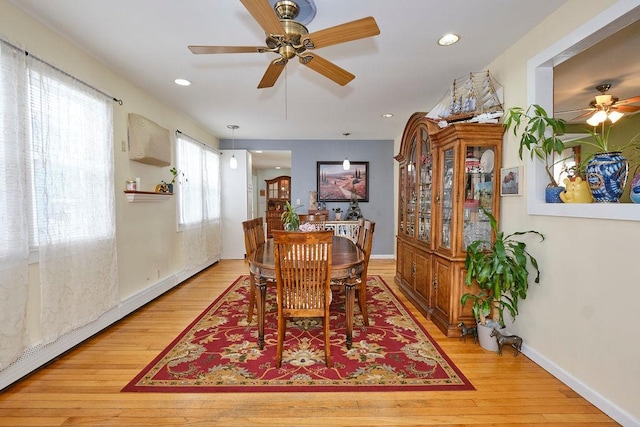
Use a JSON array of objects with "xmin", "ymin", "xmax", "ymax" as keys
[
  {"xmin": 487, "ymin": 0, "xmax": 639, "ymax": 424},
  {"xmin": 221, "ymin": 150, "xmax": 251, "ymax": 259}
]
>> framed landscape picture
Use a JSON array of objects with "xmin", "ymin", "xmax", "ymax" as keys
[
  {"xmin": 317, "ymin": 161, "xmax": 369, "ymax": 202},
  {"xmin": 500, "ymin": 166, "xmax": 523, "ymax": 196}
]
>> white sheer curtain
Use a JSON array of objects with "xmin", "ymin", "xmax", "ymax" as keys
[
  {"xmin": 27, "ymin": 57, "xmax": 118, "ymax": 344},
  {"xmin": 176, "ymin": 133, "xmax": 222, "ymax": 272},
  {"xmin": 0, "ymin": 41, "xmax": 30, "ymax": 369}
]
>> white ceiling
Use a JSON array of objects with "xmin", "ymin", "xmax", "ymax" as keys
[{"xmin": 9, "ymin": 0, "xmax": 570, "ymax": 144}]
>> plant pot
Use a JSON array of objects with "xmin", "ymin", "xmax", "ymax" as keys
[
  {"xmin": 586, "ymin": 151, "xmax": 629, "ymax": 203},
  {"xmin": 476, "ymin": 323, "xmax": 500, "ymax": 352},
  {"xmin": 545, "ymin": 186, "xmax": 564, "ymax": 203},
  {"xmin": 334, "ymin": 212, "xmax": 342, "ymax": 221}
]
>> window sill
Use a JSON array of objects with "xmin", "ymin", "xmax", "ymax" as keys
[
  {"xmin": 124, "ymin": 190, "xmax": 173, "ymax": 202},
  {"xmin": 528, "ymin": 201, "xmax": 639, "ymax": 222}
]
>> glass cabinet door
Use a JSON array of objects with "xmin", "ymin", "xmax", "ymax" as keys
[
  {"xmin": 398, "ymin": 165, "xmax": 406, "ymax": 235},
  {"xmin": 462, "ymin": 146, "xmax": 495, "ymax": 250},
  {"xmin": 440, "ymin": 148, "xmax": 454, "ymax": 249},
  {"xmin": 405, "ymin": 136, "xmax": 417, "ymax": 238},
  {"xmin": 417, "ymin": 127, "xmax": 432, "ymax": 244}
]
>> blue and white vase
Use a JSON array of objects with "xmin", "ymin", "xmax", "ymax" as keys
[{"xmin": 585, "ymin": 151, "xmax": 628, "ymax": 203}]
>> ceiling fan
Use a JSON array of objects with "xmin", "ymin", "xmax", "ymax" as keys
[
  {"xmin": 557, "ymin": 83, "xmax": 640, "ymax": 125},
  {"xmin": 188, "ymin": 0, "xmax": 380, "ymax": 89}
]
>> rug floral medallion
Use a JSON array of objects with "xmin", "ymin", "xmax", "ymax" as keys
[{"xmin": 122, "ymin": 275, "xmax": 474, "ymax": 393}]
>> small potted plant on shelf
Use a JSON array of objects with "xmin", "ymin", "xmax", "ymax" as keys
[
  {"xmin": 167, "ymin": 167, "xmax": 187, "ymax": 193},
  {"xmin": 281, "ymin": 201, "xmax": 301, "ymax": 231},
  {"xmin": 461, "ymin": 208, "xmax": 544, "ymax": 351},
  {"xmin": 332, "ymin": 207, "xmax": 343, "ymax": 221},
  {"xmin": 503, "ymin": 104, "xmax": 567, "ymax": 202}
]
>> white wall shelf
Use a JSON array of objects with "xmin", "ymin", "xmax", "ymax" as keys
[{"xmin": 124, "ymin": 190, "xmax": 173, "ymax": 202}]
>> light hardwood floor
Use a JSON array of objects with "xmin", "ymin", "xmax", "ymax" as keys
[{"xmin": 0, "ymin": 259, "xmax": 617, "ymax": 426}]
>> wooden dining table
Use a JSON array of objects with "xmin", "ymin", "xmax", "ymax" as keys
[{"xmin": 248, "ymin": 235, "xmax": 365, "ymax": 350}]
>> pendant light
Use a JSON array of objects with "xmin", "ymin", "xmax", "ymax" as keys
[
  {"xmin": 342, "ymin": 132, "xmax": 351, "ymax": 170},
  {"xmin": 227, "ymin": 124, "xmax": 239, "ymax": 169}
]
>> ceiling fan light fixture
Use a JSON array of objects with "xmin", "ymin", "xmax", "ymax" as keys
[
  {"xmin": 437, "ymin": 33, "xmax": 459, "ymax": 46},
  {"xmin": 587, "ymin": 110, "xmax": 608, "ymax": 126},
  {"xmin": 595, "ymin": 94, "xmax": 613, "ymax": 106},
  {"xmin": 608, "ymin": 110, "xmax": 624, "ymax": 123}
]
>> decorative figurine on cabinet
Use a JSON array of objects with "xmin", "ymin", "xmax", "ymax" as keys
[
  {"xmin": 457, "ymin": 322, "xmax": 478, "ymax": 344},
  {"xmin": 490, "ymin": 329, "xmax": 523, "ymax": 356},
  {"xmin": 344, "ymin": 192, "xmax": 363, "ymax": 220}
]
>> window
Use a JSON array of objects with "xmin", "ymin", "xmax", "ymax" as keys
[
  {"xmin": 28, "ymin": 66, "xmax": 113, "ymax": 246},
  {"xmin": 176, "ymin": 132, "xmax": 221, "ymax": 228},
  {"xmin": 527, "ymin": 2, "xmax": 640, "ymax": 221},
  {"xmin": 0, "ymin": 38, "xmax": 117, "ymax": 357}
]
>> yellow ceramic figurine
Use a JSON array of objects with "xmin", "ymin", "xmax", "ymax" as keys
[{"xmin": 559, "ymin": 177, "xmax": 593, "ymax": 203}]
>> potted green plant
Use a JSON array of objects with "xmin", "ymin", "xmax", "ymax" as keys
[
  {"xmin": 167, "ymin": 167, "xmax": 187, "ymax": 193},
  {"xmin": 503, "ymin": 104, "xmax": 567, "ymax": 202},
  {"xmin": 332, "ymin": 207, "xmax": 343, "ymax": 221},
  {"xmin": 461, "ymin": 208, "xmax": 544, "ymax": 351},
  {"xmin": 281, "ymin": 201, "xmax": 301, "ymax": 231}
]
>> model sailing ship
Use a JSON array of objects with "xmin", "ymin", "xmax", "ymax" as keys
[{"xmin": 426, "ymin": 71, "xmax": 504, "ymax": 127}]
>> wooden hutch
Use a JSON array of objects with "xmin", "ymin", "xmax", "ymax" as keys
[
  {"xmin": 395, "ymin": 113, "xmax": 503, "ymax": 337},
  {"xmin": 265, "ymin": 175, "xmax": 291, "ymax": 237}
]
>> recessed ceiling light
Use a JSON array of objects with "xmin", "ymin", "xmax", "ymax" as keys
[
  {"xmin": 381, "ymin": 113, "xmax": 393, "ymax": 118},
  {"xmin": 437, "ymin": 33, "xmax": 460, "ymax": 46},
  {"xmin": 174, "ymin": 78, "xmax": 192, "ymax": 86},
  {"xmin": 275, "ymin": 166, "xmax": 282, "ymax": 170}
]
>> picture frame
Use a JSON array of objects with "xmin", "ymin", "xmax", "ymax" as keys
[
  {"xmin": 500, "ymin": 166, "xmax": 523, "ymax": 196},
  {"xmin": 317, "ymin": 161, "xmax": 369, "ymax": 202}
]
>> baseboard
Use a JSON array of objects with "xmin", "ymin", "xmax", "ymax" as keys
[
  {"xmin": 371, "ymin": 254, "xmax": 394, "ymax": 259},
  {"xmin": 522, "ymin": 344, "xmax": 639, "ymax": 427},
  {"xmin": 0, "ymin": 259, "xmax": 219, "ymax": 391}
]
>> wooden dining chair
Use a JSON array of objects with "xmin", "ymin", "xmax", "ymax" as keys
[
  {"xmin": 351, "ymin": 219, "xmax": 375, "ymax": 326},
  {"xmin": 354, "ymin": 217, "xmax": 366, "ymax": 248},
  {"xmin": 273, "ymin": 230, "xmax": 333, "ymax": 368},
  {"xmin": 242, "ymin": 217, "xmax": 266, "ymax": 323}
]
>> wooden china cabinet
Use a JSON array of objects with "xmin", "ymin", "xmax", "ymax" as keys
[
  {"xmin": 395, "ymin": 113, "xmax": 503, "ymax": 337},
  {"xmin": 265, "ymin": 175, "xmax": 291, "ymax": 237}
]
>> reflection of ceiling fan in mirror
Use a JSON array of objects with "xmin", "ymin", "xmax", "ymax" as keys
[
  {"xmin": 556, "ymin": 83, "xmax": 640, "ymax": 125},
  {"xmin": 188, "ymin": 0, "xmax": 380, "ymax": 89}
]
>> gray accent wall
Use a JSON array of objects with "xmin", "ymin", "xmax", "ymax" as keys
[{"xmin": 220, "ymin": 138, "xmax": 395, "ymax": 257}]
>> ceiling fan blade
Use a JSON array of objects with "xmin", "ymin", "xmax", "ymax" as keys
[
  {"xmin": 240, "ymin": 0, "xmax": 286, "ymax": 37},
  {"xmin": 616, "ymin": 95, "xmax": 640, "ymax": 105},
  {"xmin": 258, "ymin": 58, "xmax": 286, "ymax": 89},
  {"xmin": 299, "ymin": 53, "xmax": 355, "ymax": 86},
  {"xmin": 554, "ymin": 108, "xmax": 593, "ymax": 115},
  {"xmin": 188, "ymin": 45, "xmax": 267, "ymax": 54},
  {"xmin": 571, "ymin": 110, "xmax": 595, "ymax": 121},
  {"xmin": 302, "ymin": 17, "xmax": 380, "ymax": 49},
  {"xmin": 613, "ymin": 104, "xmax": 640, "ymax": 113}
]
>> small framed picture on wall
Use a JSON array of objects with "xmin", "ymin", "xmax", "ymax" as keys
[{"xmin": 500, "ymin": 166, "xmax": 523, "ymax": 196}]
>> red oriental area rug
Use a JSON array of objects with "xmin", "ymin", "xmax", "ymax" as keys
[{"xmin": 122, "ymin": 275, "xmax": 474, "ymax": 393}]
